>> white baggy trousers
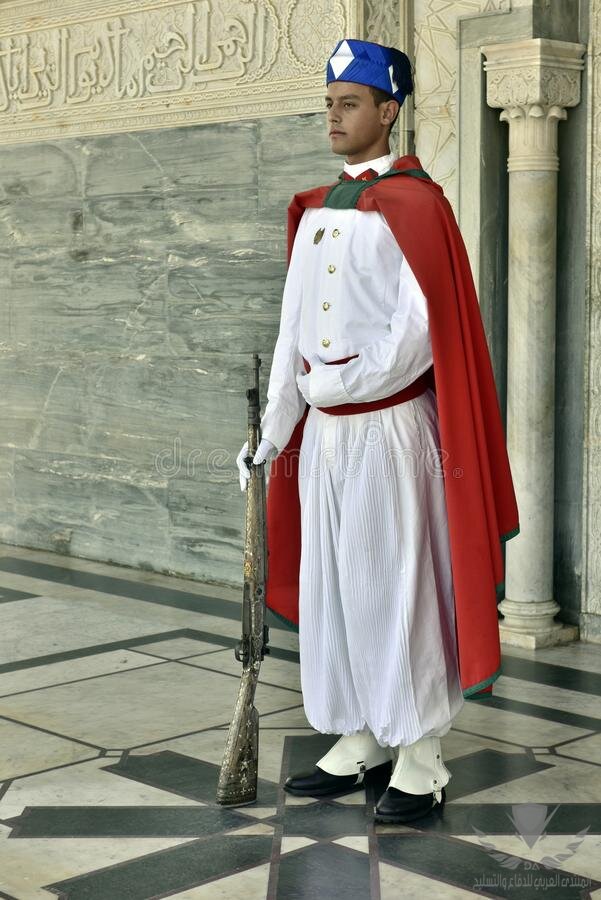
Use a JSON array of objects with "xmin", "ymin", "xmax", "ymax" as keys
[{"xmin": 297, "ymin": 388, "xmax": 464, "ymax": 748}]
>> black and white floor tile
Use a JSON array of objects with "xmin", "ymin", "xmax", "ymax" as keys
[{"xmin": 0, "ymin": 546, "xmax": 599, "ymax": 899}]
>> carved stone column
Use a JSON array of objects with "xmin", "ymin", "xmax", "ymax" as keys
[{"xmin": 482, "ymin": 39, "xmax": 585, "ymax": 648}]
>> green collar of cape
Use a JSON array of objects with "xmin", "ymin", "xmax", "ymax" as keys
[{"xmin": 324, "ymin": 166, "xmax": 432, "ymax": 210}]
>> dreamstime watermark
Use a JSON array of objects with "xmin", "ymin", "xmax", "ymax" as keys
[
  {"xmin": 471, "ymin": 803, "xmax": 597, "ymax": 893},
  {"xmin": 154, "ymin": 438, "xmax": 232, "ymax": 481},
  {"xmin": 153, "ymin": 431, "xmax": 457, "ymax": 482}
]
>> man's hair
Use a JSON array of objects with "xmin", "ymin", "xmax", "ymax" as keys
[{"xmin": 369, "ymin": 85, "xmax": 400, "ymax": 132}]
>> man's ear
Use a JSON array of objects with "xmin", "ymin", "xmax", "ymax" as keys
[
  {"xmin": 381, "ymin": 99, "xmax": 399, "ymax": 127},
  {"xmin": 384, "ymin": 100, "xmax": 400, "ymax": 130}
]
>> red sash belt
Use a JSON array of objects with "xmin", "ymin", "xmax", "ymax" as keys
[{"xmin": 302, "ymin": 355, "xmax": 434, "ymax": 416}]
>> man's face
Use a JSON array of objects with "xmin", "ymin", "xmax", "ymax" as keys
[{"xmin": 325, "ymin": 81, "xmax": 397, "ymax": 158}]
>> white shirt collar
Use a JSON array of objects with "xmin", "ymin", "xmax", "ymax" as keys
[{"xmin": 343, "ymin": 151, "xmax": 395, "ymax": 179}]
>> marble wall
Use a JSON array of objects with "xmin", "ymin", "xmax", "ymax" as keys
[
  {"xmin": 0, "ymin": 0, "xmax": 595, "ymax": 640},
  {"xmin": 0, "ymin": 0, "xmax": 406, "ymax": 590},
  {"xmin": 0, "ymin": 115, "xmax": 336, "ymax": 586}
]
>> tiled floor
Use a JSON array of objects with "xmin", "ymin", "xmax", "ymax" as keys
[{"xmin": 0, "ymin": 546, "xmax": 600, "ymax": 899}]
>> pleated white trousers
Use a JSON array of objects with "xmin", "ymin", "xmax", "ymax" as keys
[{"xmin": 297, "ymin": 388, "xmax": 464, "ymax": 748}]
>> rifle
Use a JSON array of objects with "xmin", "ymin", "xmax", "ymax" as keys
[{"xmin": 216, "ymin": 352, "xmax": 270, "ymax": 806}]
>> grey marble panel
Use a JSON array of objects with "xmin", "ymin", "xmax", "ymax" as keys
[
  {"xmin": 0, "ymin": 199, "xmax": 84, "ymax": 249},
  {"xmin": 0, "ymin": 446, "xmax": 16, "ymax": 542},
  {"xmin": 85, "ymin": 123, "xmax": 259, "ymax": 195},
  {"xmin": 0, "ymin": 113, "xmax": 331, "ymax": 585},
  {"xmin": 13, "ymin": 448, "xmax": 170, "ymax": 570},
  {"xmin": 85, "ymin": 194, "xmax": 176, "ymax": 247},
  {"xmin": 0, "ymin": 248, "xmax": 10, "ymax": 283},
  {"xmin": 0, "ymin": 357, "xmax": 61, "ymax": 448},
  {"xmin": 167, "ymin": 470, "xmax": 246, "ymax": 585},
  {"xmin": 258, "ymin": 113, "xmax": 339, "ymax": 221},
  {"xmin": 0, "ymin": 143, "xmax": 81, "ymax": 251},
  {"xmin": 166, "ymin": 262, "xmax": 281, "ymax": 360},
  {"xmin": 8, "ymin": 251, "xmax": 164, "ymax": 353},
  {"xmin": 0, "ymin": 143, "xmax": 79, "ymax": 199}
]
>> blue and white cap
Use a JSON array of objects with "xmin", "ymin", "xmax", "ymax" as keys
[{"xmin": 326, "ymin": 39, "xmax": 413, "ymax": 107}]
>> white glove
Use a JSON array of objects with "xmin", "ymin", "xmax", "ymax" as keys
[{"xmin": 237, "ymin": 437, "xmax": 278, "ymax": 491}]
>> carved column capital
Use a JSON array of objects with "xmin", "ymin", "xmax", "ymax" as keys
[{"xmin": 481, "ymin": 38, "xmax": 585, "ymax": 172}]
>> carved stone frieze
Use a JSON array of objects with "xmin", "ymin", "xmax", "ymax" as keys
[{"xmin": 0, "ymin": 0, "xmax": 361, "ymax": 144}]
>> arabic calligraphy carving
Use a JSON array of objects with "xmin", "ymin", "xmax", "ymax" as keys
[
  {"xmin": 0, "ymin": 0, "xmax": 360, "ymax": 144},
  {"xmin": 0, "ymin": 3, "xmax": 277, "ymax": 112}
]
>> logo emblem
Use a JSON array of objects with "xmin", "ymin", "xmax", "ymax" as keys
[
  {"xmin": 313, "ymin": 227, "xmax": 325, "ymax": 245},
  {"xmin": 472, "ymin": 803, "xmax": 591, "ymax": 872}
]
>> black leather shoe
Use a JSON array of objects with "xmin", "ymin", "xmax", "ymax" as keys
[
  {"xmin": 374, "ymin": 786, "xmax": 446, "ymax": 823},
  {"xmin": 284, "ymin": 760, "xmax": 393, "ymax": 798}
]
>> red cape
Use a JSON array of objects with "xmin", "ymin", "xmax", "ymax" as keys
[{"xmin": 265, "ymin": 155, "xmax": 519, "ymax": 698}]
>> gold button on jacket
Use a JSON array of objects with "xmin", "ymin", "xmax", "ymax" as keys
[
  {"xmin": 322, "ymin": 301, "xmax": 331, "ymax": 311},
  {"xmin": 332, "ymin": 228, "xmax": 341, "ymax": 238},
  {"xmin": 321, "ymin": 338, "xmax": 331, "ymax": 348},
  {"xmin": 327, "ymin": 264, "xmax": 336, "ymax": 274}
]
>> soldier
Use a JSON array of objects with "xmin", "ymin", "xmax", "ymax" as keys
[{"xmin": 237, "ymin": 38, "xmax": 518, "ymax": 823}]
